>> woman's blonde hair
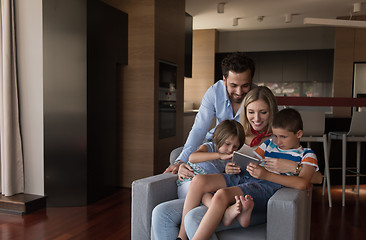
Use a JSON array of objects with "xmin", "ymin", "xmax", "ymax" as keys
[
  {"xmin": 240, "ymin": 86, "xmax": 278, "ymax": 135},
  {"xmin": 213, "ymin": 120, "xmax": 245, "ymax": 150}
]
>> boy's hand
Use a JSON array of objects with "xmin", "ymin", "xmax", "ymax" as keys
[
  {"xmin": 311, "ymin": 171, "xmax": 323, "ymax": 184},
  {"xmin": 246, "ymin": 162, "xmax": 268, "ymax": 179},
  {"xmin": 225, "ymin": 162, "xmax": 241, "ymax": 174},
  {"xmin": 219, "ymin": 153, "xmax": 234, "ymax": 161},
  {"xmin": 263, "ymin": 158, "xmax": 297, "ymax": 173},
  {"xmin": 306, "ymin": 183, "xmax": 313, "ymax": 197}
]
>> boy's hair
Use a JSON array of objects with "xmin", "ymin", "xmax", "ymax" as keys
[
  {"xmin": 213, "ymin": 120, "xmax": 245, "ymax": 149},
  {"xmin": 240, "ymin": 86, "xmax": 278, "ymax": 135},
  {"xmin": 272, "ymin": 108, "xmax": 303, "ymax": 133},
  {"xmin": 221, "ymin": 52, "xmax": 255, "ymax": 79}
]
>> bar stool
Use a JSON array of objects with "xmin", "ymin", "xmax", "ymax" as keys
[
  {"xmin": 328, "ymin": 111, "xmax": 366, "ymax": 207},
  {"xmin": 299, "ymin": 110, "xmax": 332, "ymax": 207}
]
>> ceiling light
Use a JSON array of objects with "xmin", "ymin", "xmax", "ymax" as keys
[
  {"xmin": 285, "ymin": 14, "xmax": 292, "ymax": 23},
  {"xmin": 257, "ymin": 16, "xmax": 264, "ymax": 22},
  {"xmin": 304, "ymin": 17, "xmax": 366, "ymax": 28},
  {"xmin": 217, "ymin": 2, "xmax": 225, "ymax": 14},
  {"xmin": 233, "ymin": 17, "xmax": 240, "ymax": 26},
  {"xmin": 354, "ymin": 3, "xmax": 362, "ymax": 13}
]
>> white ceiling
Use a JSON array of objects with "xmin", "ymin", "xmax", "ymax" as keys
[{"xmin": 186, "ymin": 0, "xmax": 365, "ymax": 31}]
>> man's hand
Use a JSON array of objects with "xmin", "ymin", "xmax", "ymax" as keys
[
  {"xmin": 246, "ymin": 162, "xmax": 268, "ymax": 179},
  {"xmin": 164, "ymin": 163, "xmax": 180, "ymax": 174},
  {"xmin": 225, "ymin": 162, "xmax": 241, "ymax": 174},
  {"xmin": 178, "ymin": 163, "xmax": 194, "ymax": 181}
]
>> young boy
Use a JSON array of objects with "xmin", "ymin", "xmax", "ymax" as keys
[
  {"xmin": 250, "ymin": 107, "xmax": 319, "ymax": 187},
  {"xmin": 178, "ymin": 108, "xmax": 318, "ymax": 240}
]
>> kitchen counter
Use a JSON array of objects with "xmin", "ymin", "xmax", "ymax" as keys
[{"xmin": 184, "ymin": 109, "xmax": 199, "ymax": 115}]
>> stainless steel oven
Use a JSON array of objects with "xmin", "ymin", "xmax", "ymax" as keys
[{"xmin": 159, "ymin": 100, "xmax": 176, "ymax": 139}]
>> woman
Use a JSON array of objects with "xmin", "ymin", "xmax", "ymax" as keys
[
  {"xmin": 152, "ymin": 86, "xmax": 299, "ymax": 240},
  {"xmin": 227, "ymin": 86, "xmax": 299, "ymax": 175}
]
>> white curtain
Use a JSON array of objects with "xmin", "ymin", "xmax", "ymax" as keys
[{"xmin": 0, "ymin": 0, "xmax": 24, "ymax": 196}]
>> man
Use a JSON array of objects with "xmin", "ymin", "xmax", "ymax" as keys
[{"xmin": 164, "ymin": 52, "xmax": 255, "ymax": 179}]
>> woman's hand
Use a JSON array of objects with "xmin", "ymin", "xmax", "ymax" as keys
[
  {"xmin": 263, "ymin": 158, "xmax": 298, "ymax": 173},
  {"xmin": 246, "ymin": 162, "xmax": 268, "ymax": 179},
  {"xmin": 177, "ymin": 163, "xmax": 194, "ymax": 181},
  {"xmin": 225, "ymin": 162, "xmax": 241, "ymax": 174}
]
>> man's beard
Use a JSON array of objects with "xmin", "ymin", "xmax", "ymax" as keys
[
  {"xmin": 225, "ymin": 81, "xmax": 245, "ymax": 104},
  {"xmin": 228, "ymin": 91, "xmax": 244, "ymax": 104}
]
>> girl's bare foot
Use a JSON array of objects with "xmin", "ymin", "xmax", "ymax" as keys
[
  {"xmin": 222, "ymin": 196, "xmax": 242, "ymax": 226},
  {"xmin": 237, "ymin": 195, "xmax": 254, "ymax": 228}
]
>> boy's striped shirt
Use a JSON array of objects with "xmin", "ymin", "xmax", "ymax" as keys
[{"xmin": 254, "ymin": 139, "xmax": 319, "ymax": 175}]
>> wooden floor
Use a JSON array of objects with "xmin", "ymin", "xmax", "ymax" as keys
[
  {"xmin": 0, "ymin": 185, "xmax": 365, "ymax": 240},
  {"xmin": 0, "ymin": 189, "xmax": 131, "ymax": 240},
  {"xmin": 310, "ymin": 185, "xmax": 366, "ymax": 240}
]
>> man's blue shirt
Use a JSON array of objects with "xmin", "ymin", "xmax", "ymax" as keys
[{"xmin": 176, "ymin": 80, "xmax": 242, "ymax": 163}]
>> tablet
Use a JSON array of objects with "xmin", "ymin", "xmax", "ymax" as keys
[{"xmin": 232, "ymin": 151, "xmax": 260, "ymax": 170}]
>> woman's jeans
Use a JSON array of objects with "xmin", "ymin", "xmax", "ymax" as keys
[{"xmin": 151, "ymin": 198, "xmax": 267, "ymax": 240}]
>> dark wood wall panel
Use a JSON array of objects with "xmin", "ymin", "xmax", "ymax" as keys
[
  {"xmin": 104, "ymin": 0, "xmax": 185, "ymax": 186},
  {"xmin": 44, "ymin": 0, "xmax": 128, "ymax": 206},
  {"xmin": 87, "ymin": 0, "xmax": 128, "ymax": 204}
]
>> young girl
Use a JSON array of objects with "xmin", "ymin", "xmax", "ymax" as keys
[{"xmin": 177, "ymin": 119, "xmax": 245, "ymax": 199}]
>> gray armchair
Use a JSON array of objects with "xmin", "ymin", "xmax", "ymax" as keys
[{"xmin": 131, "ymin": 147, "xmax": 312, "ymax": 240}]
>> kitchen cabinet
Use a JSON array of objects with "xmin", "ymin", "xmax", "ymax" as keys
[
  {"xmin": 257, "ymin": 52, "xmax": 283, "ymax": 83},
  {"xmin": 216, "ymin": 50, "xmax": 333, "ymax": 84},
  {"xmin": 307, "ymin": 50, "xmax": 334, "ymax": 83},
  {"xmin": 283, "ymin": 51, "xmax": 307, "ymax": 83}
]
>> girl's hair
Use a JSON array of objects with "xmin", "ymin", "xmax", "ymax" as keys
[
  {"xmin": 213, "ymin": 120, "xmax": 245, "ymax": 150},
  {"xmin": 240, "ymin": 86, "xmax": 278, "ymax": 135},
  {"xmin": 273, "ymin": 108, "xmax": 303, "ymax": 133}
]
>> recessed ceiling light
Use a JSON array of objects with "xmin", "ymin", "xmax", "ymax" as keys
[
  {"xmin": 233, "ymin": 17, "xmax": 241, "ymax": 26},
  {"xmin": 354, "ymin": 3, "xmax": 362, "ymax": 13},
  {"xmin": 217, "ymin": 2, "xmax": 225, "ymax": 14},
  {"xmin": 285, "ymin": 14, "xmax": 292, "ymax": 23}
]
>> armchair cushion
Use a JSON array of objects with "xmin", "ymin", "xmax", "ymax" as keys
[
  {"xmin": 131, "ymin": 173, "xmax": 311, "ymax": 240},
  {"xmin": 131, "ymin": 173, "xmax": 178, "ymax": 240},
  {"xmin": 132, "ymin": 147, "xmax": 311, "ymax": 240}
]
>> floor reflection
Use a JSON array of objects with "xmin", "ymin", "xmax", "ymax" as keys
[{"xmin": 311, "ymin": 185, "xmax": 366, "ymax": 240}]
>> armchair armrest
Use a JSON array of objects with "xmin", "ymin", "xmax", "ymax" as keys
[
  {"xmin": 267, "ymin": 187, "xmax": 311, "ymax": 240},
  {"xmin": 131, "ymin": 173, "xmax": 178, "ymax": 240}
]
